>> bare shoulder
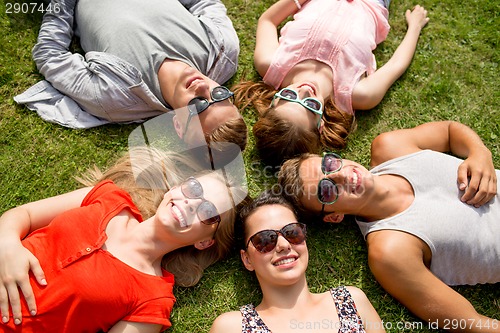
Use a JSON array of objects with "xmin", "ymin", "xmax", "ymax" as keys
[
  {"xmin": 254, "ymin": 56, "xmax": 271, "ymax": 78},
  {"xmin": 370, "ymin": 129, "xmax": 419, "ymax": 167},
  {"xmin": 344, "ymin": 286, "xmax": 386, "ymax": 333},
  {"xmin": 209, "ymin": 310, "xmax": 242, "ymax": 333},
  {"xmin": 344, "ymin": 286, "xmax": 369, "ymax": 303},
  {"xmin": 370, "ymin": 121, "xmax": 455, "ymax": 168},
  {"xmin": 366, "ymin": 230, "xmax": 427, "ymax": 261}
]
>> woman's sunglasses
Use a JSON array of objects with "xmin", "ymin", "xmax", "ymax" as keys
[
  {"xmin": 184, "ymin": 86, "xmax": 234, "ymax": 133},
  {"xmin": 246, "ymin": 222, "xmax": 307, "ymax": 253},
  {"xmin": 180, "ymin": 177, "xmax": 221, "ymax": 227},
  {"xmin": 317, "ymin": 153, "xmax": 343, "ymax": 215},
  {"xmin": 271, "ymin": 88, "xmax": 323, "ymax": 128}
]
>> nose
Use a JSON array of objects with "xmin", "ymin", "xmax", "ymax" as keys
[
  {"xmin": 274, "ymin": 234, "xmax": 291, "ymax": 252},
  {"xmin": 297, "ymin": 85, "xmax": 313, "ymax": 98},
  {"xmin": 193, "ymin": 81, "xmax": 211, "ymax": 98},
  {"xmin": 185, "ymin": 198, "xmax": 203, "ymax": 218},
  {"xmin": 327, "ymin": 168, "xmax": 347, "ymax": 184}
]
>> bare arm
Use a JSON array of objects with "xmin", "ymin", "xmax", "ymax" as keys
[
  {"xmin": 352, "ymin": 5, "xmax": 429, "ymax": 110},
  {"xmin": 0, "ymin": 187, "xmax": 92, "ymax": 324},
  {"xmin": 254, "ymin": 0, "xmax": 309, "ymax": 77},
  {"xmin": 346, "ymin": 286, "xmax": 386, "ymax": 333},
  {"xmin": 108, "ymin": 320, "xmax": 163, "ymax": 333},
  {"xmin": 370, "ymin": 121, "xmax": 497, "ymax": 206},
  {"xmin": 367, "ymin": 231, "xmax": 498, "ymax": 332}
]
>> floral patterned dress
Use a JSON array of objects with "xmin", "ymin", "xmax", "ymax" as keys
[{"xmin": 239, "ymin": 286, "xmax": 366, "ymax": 332}]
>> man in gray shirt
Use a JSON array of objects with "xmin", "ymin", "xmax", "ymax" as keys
[{"xmin": 15, "ymin": 0, "xmax": 246, "ymax": 151}]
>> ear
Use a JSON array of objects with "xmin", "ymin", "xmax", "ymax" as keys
[
  {"xmin": 240, "ymin": 249, "xmax": 255, "ymax": 271},
  {"xmin": 323, "ymin": 212, "xmax": 344, "ymax": 223},
  {"xmin": 318, "ymin": 119, "xmax": 325, "ymax": 134},
  {"xmin": 194, "ymin": 239, "xmax": 214, "ymax": 250},
  {"xmin": 172, "ymin": 115, "xmax": 184, "ymax": 139}
]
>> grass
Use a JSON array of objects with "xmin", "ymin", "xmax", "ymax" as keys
[{"xmin": 0, "ymin": 0, "xmax": 499, "ymax": 332}]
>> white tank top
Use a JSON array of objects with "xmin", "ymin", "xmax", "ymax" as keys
[{"xmin": 356, "ymin": 150, "xmax": 500, "ymax": 285}]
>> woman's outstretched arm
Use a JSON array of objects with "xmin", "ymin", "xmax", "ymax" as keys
[{"xmin": 352, "ymin": 5, "xmax": 429, "ymax": 110}]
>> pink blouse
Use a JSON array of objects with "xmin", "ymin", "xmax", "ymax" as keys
[{"xmin": 263, "ymin": 0, "xmax": 390, "ymax": 115}]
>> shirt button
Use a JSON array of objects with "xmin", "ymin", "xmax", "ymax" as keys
[
  {"xmin": 76, "ymin": 252, "xmax": 82, "ymax": 258},
  {"xmin": 86, "ymin": 247, "xmax": 92, "ymax": 252}
]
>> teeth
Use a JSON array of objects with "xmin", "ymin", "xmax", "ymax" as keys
[
  {"xmin": 191, "ymin": 78, "xmax": 203, "ymax": 86},
  {"xmin": 301, "ymin": 84, "xmax": 315, "ymax": 94},
  {"xmin": 352, "ymin": 171, "xmax": 358, "ymax": 192},
  {"xmin": 172, "ymin": 206, "xmax": 186, "ymax": 228},
  {"xmin": 274, "ymin": 258, "xmax": 296, "ymax": 266}
]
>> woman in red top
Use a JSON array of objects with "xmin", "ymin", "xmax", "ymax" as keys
[{"xmin": 0, "ymin": 148, "xmax": 246, "ymax": 333}]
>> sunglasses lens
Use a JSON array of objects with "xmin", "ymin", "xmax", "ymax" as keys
[
  {"xmin": 211, "ymin": 86, "xmax": 232, "ymax": 101},
  {"xmin": 197, "ymin": 201, "xmax": 221, "ymax": 225},
  {"xmin": 318, "ymin": 179, "xmax": 339, "ymax": 204},
  {"xmin": 251, "ymin": 230, "xmax": 279, "ymax": 253},
  {"xmin": 181, "ymin": 177, "xmax": 203, "ymax": 199},
  {"xmin": 188, "ymin": 97, "xmax": 209, "ymax": 113},
  {"xmin": 249, "ymin": 223, "xmax": 306, "ymax": 253},
  {"xmin": 279, "ymin": 89, "xmax": 298, "ymax": 100},
  {"xmin": 282, "ymin": 223, "xmax": 306, "ymax": 244},
  {"xmin": 304, "ymin": 98, "xmax": 322, "ymax": 111},
  {"xmin": 322, "ymin": 154, "xmax": 342, "ymax": 173}
]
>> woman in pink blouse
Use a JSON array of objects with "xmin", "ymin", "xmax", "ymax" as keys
[{"xmin": 234, "ymin": 0, "xmax": 429, "ymax": 167}]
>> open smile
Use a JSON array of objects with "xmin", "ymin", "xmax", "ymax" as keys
[
  {"xmin": 351, "ymin": 168, "xmax": 362, "ymax": 193},
  {"xmin": 172, "ymin": 204, "xmax": 188, "ymax": 228},
  {"xmin": 273, "ymin": 256, "xmax": 298, "ymax": 266},
  {"xmin": 298, "ymin": 82, "xmax": 317, "ymax": 95},
  {"xmin": 186, "ymin": 76, "xmax": 204, "ymax": 89}
]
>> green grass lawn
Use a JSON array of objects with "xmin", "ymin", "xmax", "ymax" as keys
[{"xmin": 0, "ymin": 0, "xmax": 499, "ymax": 332}]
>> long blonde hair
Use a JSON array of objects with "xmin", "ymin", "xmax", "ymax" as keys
[
  {"xmin": 232, "ymin": 81, "xmax": 355, "ymax": 167},
  {"xmin": 77, "ymin": 147, "xmax": 248, "ymax": 287}
]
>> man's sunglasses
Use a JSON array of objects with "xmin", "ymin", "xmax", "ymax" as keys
[
  {"xmin": 184, "ymin": 86, "xmax": 234, "ymax": 133},
  {"xmin": 246, "ymin": 222, "xmax": 307, "ymax": 253},
  {"xmin": 317, "ymin": 153, "xmax": 343, "ymax": 216},
  {"xmin": 271, "ymin": 88, "xmax": 323, "ymax": 128},
  {"xmin": 180, "ymin": 177, "xmax": 221, "ymax": 227}
]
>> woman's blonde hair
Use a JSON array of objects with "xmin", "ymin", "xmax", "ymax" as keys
[
  {"xmin": 232, "ymin": 81, "xmax": 355, "ymax": 167},
  {"xmin": 77, "ymin": 147, "xmax": 247, "ymax": 287}
]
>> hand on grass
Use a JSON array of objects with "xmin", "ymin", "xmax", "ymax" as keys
[{"xmin": 406, "ymin": 5, "xmax": 429, "ymax": 32}]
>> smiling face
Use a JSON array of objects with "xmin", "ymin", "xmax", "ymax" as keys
[
  {"xmin": 241, "ymin": 204, "xmax": 308, "ymax": 287},
  {"xmin": 169, "ymin": 67, "xmax": 240, "ymax": 146},
  {"xmin": 272, "ymin": 82, "xmax": 325, "ymax": 131},
  {"xmin": 298, "ymin": 156, "xmax": 374, "ymax": 217},
  {"xmin": 155, "ymin": 173, "xmax": 233, "ymax": 247}
]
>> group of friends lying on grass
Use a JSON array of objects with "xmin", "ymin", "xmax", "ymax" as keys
[{"xmin": 4, "ymin": 0, "xmax": 498, "ymax": 331}]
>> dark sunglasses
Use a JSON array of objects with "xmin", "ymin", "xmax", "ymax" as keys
[
  {"xmin": 271, "ymin": 88, "xmax": 323, "ymax": 128},
  {"xmin": 184, "ymin": 86, "xmax": 234, "ymax": 133},
  {"xmin": 246, "ymin": 222, "xmax": 307, "ymax": 253},
  {"xmin": 180, "ymin": 177, "xmax": 221, "ymax": 227},
  {"xmin": 317, "ymin": 153, "xmax": 343, "ymax": 216}
]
